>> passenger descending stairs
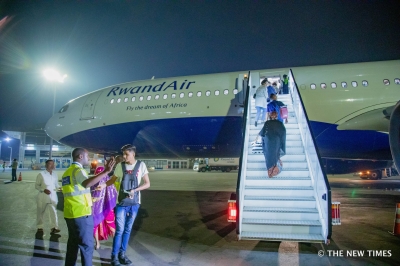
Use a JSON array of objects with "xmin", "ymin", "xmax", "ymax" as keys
[{"xmin": 238, "ymin": 93, "xmax": 326, "ymax": 242}]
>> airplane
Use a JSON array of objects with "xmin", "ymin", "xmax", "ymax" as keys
[{"xmin": 45, "ymin": 60, "xmax": 400, "ymax": 176}]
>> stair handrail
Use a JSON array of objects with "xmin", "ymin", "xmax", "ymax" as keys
[
  {"xmin": 236, "ymin": 73, "xmax": 251, "ymax": 236},
  {"xmin": 289, "ymin": 69, "xmax": 332, "ymax": 243}
]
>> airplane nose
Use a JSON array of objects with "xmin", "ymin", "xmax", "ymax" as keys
[{"xmin": 45, "ymin": 113, "xmax": 61, "ymax": 141}]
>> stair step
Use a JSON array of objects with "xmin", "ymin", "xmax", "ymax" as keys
[
  {"xmin": 244, "ymin": 196, "xmax": 315, "ymax": 201},
  {"xmin": 249, "ymin": 154, "xmax": 306, "ymax": 161},
  {"xmin": 247, "ymin": 161, "xmax": 308, "ymax": 169},
  {"xmin": 245, "ymin": 186, "xmax": 313, "ymax": 190},
  {"xmin": 246, "ymin": 169, "xmax": 310, "ymax": 178},
  {"xmin": 243, "ymin": 206, "xmax": 317, "ymax": 213},
  {"xmin": 245, "ymin": 177, "xmax": 312, "ymax": 187},
  {"xmin": 240, "ymin": 232, "xmax": 324, "ymax": 242},
  {"xmin": 242, "ymin": 218, "xmax": 321, "ymax": 226},
  {"xmin": 250, "ymin": 147, "xmax": 304, "ymax": 155},
  {"xmin": 242, "ymin": 206, "xmax": 320, "ymax": 220}
]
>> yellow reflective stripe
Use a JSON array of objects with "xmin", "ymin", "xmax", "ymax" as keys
[{"xmin": 64, "ymin": 188, "xmax": 90, "ymax": 198}]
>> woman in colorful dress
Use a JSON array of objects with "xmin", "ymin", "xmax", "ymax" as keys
[{"xmin": 91, "ymin": 166, "xmax": 118, "ymax": 249}]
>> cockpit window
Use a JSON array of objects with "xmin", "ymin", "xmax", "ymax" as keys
[{"xmin": 58, "ymin": 105, "xmax": 69, "ymax": 113}]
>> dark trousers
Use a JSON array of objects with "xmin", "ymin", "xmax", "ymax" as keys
[
  {"xmin": 11, "ymin": 169, "xmax": 17, "ymax": 181},
  {"xmin": 65, "ymin": 215, "xmax": 94, "ymax": 266}
]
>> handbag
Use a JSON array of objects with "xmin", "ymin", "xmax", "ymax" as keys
[{"xmin": 268, "ymin": 159, "xmax": 283, "ymax": 178}]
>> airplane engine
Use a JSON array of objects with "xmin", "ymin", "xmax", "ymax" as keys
[{"xmin": 389, "ymin": 101, "xmax": 400, "ymax": 172}]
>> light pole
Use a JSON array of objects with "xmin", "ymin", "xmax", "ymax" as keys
[
  {"xmin": 8, "ymin": 146, "xmax": 12, "ymax": 167},
  {"xmin": 43, "ymin": 69, "xmax": 67, "ymax": 159}
]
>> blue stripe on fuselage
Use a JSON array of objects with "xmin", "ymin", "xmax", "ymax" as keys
[{"xmin": 59, "ymin": 117, "xmax": 391, "ymax": 160}]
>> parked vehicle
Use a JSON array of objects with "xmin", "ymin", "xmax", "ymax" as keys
[{"xmin": 194, "ymin": 158, "xmax": 239, "ymax": 172}]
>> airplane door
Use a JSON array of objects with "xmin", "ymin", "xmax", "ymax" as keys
[
  {"xmin": 237, "ymin": 72, "xmax": 250, "ymax": 105},
  {"xmin": 80, "ymin": 93, "xmax": 101, "ymax": 120},
  {"xmin": 249, "ymin": 72, "xmax": 260, "ymax": 95}
]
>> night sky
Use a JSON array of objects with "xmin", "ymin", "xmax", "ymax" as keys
[{"xmin": 0, "ymin": 0, "xmax": 399, "ymax": 133}]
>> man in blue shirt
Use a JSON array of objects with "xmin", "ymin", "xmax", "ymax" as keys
[
  {"xmin": 267, "ymin": 82, "xmax": 276, "ymax": 102},
  {"xmin": 267, "ymin": 94, "xmax": 286, "ymax": 123}
]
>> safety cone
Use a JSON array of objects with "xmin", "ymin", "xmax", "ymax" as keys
[
  {"xmin": 18, "ymin": 172, "xmax": 22, "ymax": 181},
  {"xmin": 389, "ymin": 203, "xmax": 400, "ymax": 236}
]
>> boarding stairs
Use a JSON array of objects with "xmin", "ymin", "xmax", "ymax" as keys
[{"xmin": 236, "ymin": 71, "xmax": 331, "ymax": 243}]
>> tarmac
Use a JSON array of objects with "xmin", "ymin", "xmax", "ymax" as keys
[{"xmin": 0, "ymin": 168, "xmax": 399, "ymax": 265}]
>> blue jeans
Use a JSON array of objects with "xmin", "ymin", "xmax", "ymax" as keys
[
  {"xmin": 255, "ymin": 106, "xmax": 266, "ymax": 122},
  {"xmin": 111, "ymin": 204, "xmax": 140, "ymax": 256}
]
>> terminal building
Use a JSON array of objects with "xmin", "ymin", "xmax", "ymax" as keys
[{"xmin": 1, "ymin": 130, "xmax": 192, "ymax": 170}]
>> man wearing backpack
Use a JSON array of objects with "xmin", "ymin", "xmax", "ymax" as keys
[
  {"xmin": 267, "ymin": 94, "xmax": 287, "ymax": 123},
  {"xmin": 103, "ymin": 144, "xmax": 150, "ymax": 266}
]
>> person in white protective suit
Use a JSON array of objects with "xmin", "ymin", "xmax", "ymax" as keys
[{"xmin": 35, "ymin": 159, "xmax": 61, "ymax": 234}]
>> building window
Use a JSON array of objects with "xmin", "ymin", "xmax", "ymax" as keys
[
  {"xmin": 352, "ymin": 81, "xmax": 358, "ymax": 87},
  {"xmin": 110, "ymin": 99, "xmax": 115, "ymax": 104},
  {"xmin": 233, "ymin": 89, "xmax": 238, "ymax": 94},
  {"xmin": 188, "ymin": 92, "xmax": 193, "ymax": 98},
  {"xmin": 147, "ymin": 95, "xmax": 151, "ymax": 101},
  {"xmin": 131, "ymin": 96, "xmax": 136, "ymax": 102},
  {"xmin": 383, "ymin": 79, "xmax": 390, "ymax": 86},
  {"xmin": 139, "ymin": 96, "xmax": 144, "ymax": 101},
  {"xmin": 321, "ymin": 83, "xmax": 327, "ymax": 89},
  {"xmin": 310, "ymin": 84, "xmax": 316, "ymax": 90},
  {"xmin": 197, "ymin": 91, "xmax": 202, "ymax": 97},
  {"xmin": 171, "ymin": 93, "xmax": 176, "ymax": 99},
  {"xmin": 179, "ymin": 92, "xmax": 184, "ymax": 98},
  {"xmin": 362, "ymin": 80, "xmax": 368, "ymax": 87},
  {"xmin": 331, "ymin": 82, "xmax": 337, "ymax": 89},
  {"xmin": 206, "ymin": 90, "xmax": 211, "ymax": 96},
  {"xmin": 394, "ymin": 78, "xmax": 400, "ymax": 85},
  {"xmin": 124, "ymin": 97, "xmax": 128, "ymax": 102},
  {"xmin": 155, "ymin": 94, "xmax": 160, "ymax": 100},
  {"xmin": 215, "ymin": 90, "xmax": 220, "ymax": 95},
  {"xmin": 341, "ymin": 82, "xmax": 347, "ymax": 88},
  {"xmin": 117, "ymin": 98, "xmax": 121, "ymax": 103},
  {"xmin": 224, "ymin": 89, "xmax": 229, "ymax": 95},
  {"xmin": 163, "ymin": 94, "xmax": 168, "ymax": 99}
]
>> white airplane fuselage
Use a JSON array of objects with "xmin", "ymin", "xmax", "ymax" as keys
[{"xmin": 45, "ymin": 60, "xmax": 400, "ymax": 172}]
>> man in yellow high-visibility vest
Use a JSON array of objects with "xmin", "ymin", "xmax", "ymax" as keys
[{"xmin": 62, "ymin": 148, "xmax": 115, "ymax": 266}]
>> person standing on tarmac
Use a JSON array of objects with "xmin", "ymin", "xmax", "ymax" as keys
[
  {"xmin": 35, "ymin": 159, "xmax": 61, "ymax": 235},
  {"xmin": 102, "ymin": 144, "xmax": 150, "ymax": 266},
  {"xmin": 62, "ymin": 148, "xmax": 115, "ymax": 266},
  {"xmin": 11, "ymin": 159, "xmax": 18, "ymax": 181}
]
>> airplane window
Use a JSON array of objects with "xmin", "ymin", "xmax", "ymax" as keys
[
  {"xmin": 215, "ymin": 90, "xmax": 220, "ymax": 95},
  {"xmin": 117, "ymin": 98, "xmax": 121, "ymax": 103},
  {"xmin": 188, "ymin": 92, "xmax": 193, "ymax": 98},
  {"xmin": 131, "ymin": 96, "xmax": 136, "ymax": 102},
  {"xmin": 155, "ymin": 94, "xmax": 160, "ymax": 100},
  {"xmin": 124, "ymin": 97, "xmax": 128, "ymax": 102},
  {"xmin": 362, "ymin": 80, "xmax": 368, "ymax": 87},
  {"xmin": 351, "ymin": 81, "xmax": 358, "ymax": 87},
  {"xmin": 206, "ymin": 90, "xmax": 211, "ymax": 96},
  {"xmin": 110, "ymin": 99, "xmax": 115, "ymax": 104},
  {"xmin": 180, "ymin": 92, "xmax": 184, "ymax": 98},
  {"xmin": 331, "ymin": 82, "xmax": 337, "ymax": 88},
  {"xmin": 395, "ymin": 78, "xmax": 400, "ymax": 85},
  {"xmin": 383, "ymin": 79, "xmax": 390, "ymax": 86},
  {"xmin": 321, "ymin": 83, "xmax": 327, "ymax": 89},
  {"xmin": 58, "ymin": 105, "xmax": 69, "ymax": 113},
  {"xmin": 147, "ymin": 95, "xmax": 151, "ymax": 101},
  {"xmin": 341, "ymin": 82, "xmax": 347, "ymax": 88},
  {"xmin": 171, "ymin": 93, "xmax": 176, "ymax": 99},
  {"xmin": 197, "ymin": 91, "xmax": 202, "ymax": 97},
  {"xmin": 224, "ymin": 89, "xmax": 229, "ymax": 95},
  {"xmin": 310, "ymin": 84, "xmax": 316, "ymax": 90},
  {"xmin": 233, "ymin": 89, "xmax": 238, "ymax": 94},
  {"xmin": 139, "ymin": 96, "xmax": 144, "ymax": 101},
  {"xmin": 163, "ymin": 94, "xmax": 168, "ymax": 99}
]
